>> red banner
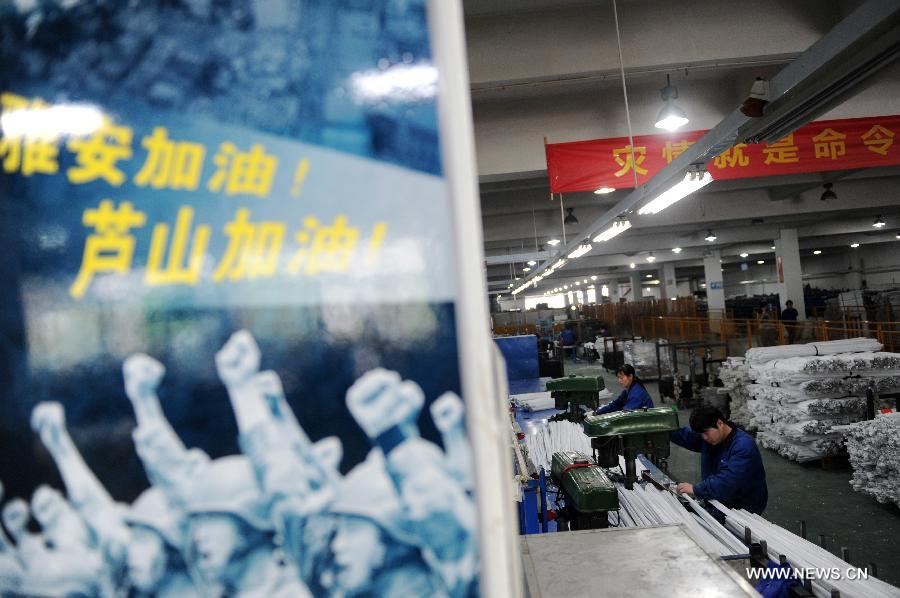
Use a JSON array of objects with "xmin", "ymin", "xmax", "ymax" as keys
[{"xmin": 545, "ymin": 115, "xmax": 900, "ymax": 194}]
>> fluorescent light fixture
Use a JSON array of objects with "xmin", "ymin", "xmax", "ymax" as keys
[
  {"xmin": 590, "ymin": 275, "xmax": 597, "ymax": 280},
  {"xmin": 568, "ymin": 240, "xmax": 593, "ymax": 259},
  {"xmin": 583, "ymin": 279, "xmax": 588, "ymax": 283},
  {"xmin": 757, "ymin": 260, "xmax": 765, "ymax": 264},
  {"xmin": 813, "ymin": 250, "xmax": 822, "ymax": 255},
  {"xmin": 575, "ymin": 281, "xmax": 581, "ymax": 286},
  {"xmin": 705, "ymin": 230, "xmax": 717, "ymax": 242},
  {"xmin": 527, "ymin": 260, "xmax": 537, "ymax": 266},
  {"xmin": 770, "ymin": 245, "xmax": 776, "ymax": 250},
  {"xmin": 645, "ymin": 252, "xmax": 656, "ymax": 263},
  {"xmin": 594, "ymin": 186, "xmax": 615, "ymax": 195},
  {"xmin": 552, "ymin": 259, "xmax": 567, "ymax": 270},
  {"xmin": 547, "ymin": 239, "xmax": 561, "ymax": 246},
  {"xmin": 645, "ymin": 274, "xmax": 653, "ymax": 278},
  {"xmin": 639, "ymin": 169, "xmax": 712, "ymax": 215},
  {"xmin": 629, "ymin": 263, "xmax": 636, "ymax": 269},
  {"xmin": 873, "ymin": 215, "xmax": 886, "ymax": 228},
  {"xmin": 672, "ymin": 247, "xmax": 682, "ymax": 254},
  {"xmin": 508, "ymin": 283, "xmax": 513, "ymax": 288},
  {"xmin": 850, "ymin": 243, "xmax": 860, "ymax": 248},
  {"xmin": 647, "ymin": 279, "xmax": 660, "ymax": 285},
  {"xmin": 523, "ymin": 267, "xmax": 531, "ymax": 272},
  {"xmin": 739, "ymin": 252, "xmax": 749, "ymax": 258},
  {"xmin": 564, "ymin": 285, "xmax": 569, "ymax": 289},
  {"xmin": 593, "ymin": 219, "xmax": 631, "ymax": 242},
  {"xmin": 514, "ymin": 277, "xmax": 520, "ymax": 281},
  {"xmin": 601, "ymin": 285, "xmax": 609, "ymax": 297}
]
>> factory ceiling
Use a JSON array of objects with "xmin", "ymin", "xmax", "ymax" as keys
[{"xmin": 462, "ymin": 0, "xmax": 900, "ymax": 293}]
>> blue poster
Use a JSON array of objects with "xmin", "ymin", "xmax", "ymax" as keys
[{"xmin": 0, "ymin": 1, "xmax": 484, "ymax": 596}]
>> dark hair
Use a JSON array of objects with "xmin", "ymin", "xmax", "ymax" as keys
[
  {"xmin": 615, "ymin": 364, "xmax": 646, "ymax": 390},
  {"xmin": 690, "ymin": 405, "xmax": 725, "ymax": 433},
  {"xmin": 786, "ymin": 300, "xmax": 794, "ymax": 306}
]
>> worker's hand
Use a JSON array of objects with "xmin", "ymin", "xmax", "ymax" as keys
[
  {"xmin": 123, "ymin": 353, "xmax": 165, "ymax": 404},
  {"xmin": 676, "ymin": 482, "xmax": 694, "ymax": 495},
  {"xmin": 216, "ymin": 330, "xmax": 261, "ymax": 388}
]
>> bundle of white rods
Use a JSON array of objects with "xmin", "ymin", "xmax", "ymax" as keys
[
  {"xmin": 523, "ymin": 419, "xmax": 592, "ymax": 471},
  {"xmin": 712, "ymin": 501, "xmax": 900, "ymax": 598}
]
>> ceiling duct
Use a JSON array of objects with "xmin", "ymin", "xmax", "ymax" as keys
[{"xmin": 738, "ymin": 0, "xmax": 900, "ymax": 144}]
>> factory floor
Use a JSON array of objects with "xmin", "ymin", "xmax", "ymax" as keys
[{"xmin": 564, "ymin": 360, "xmax": 900, "ymax": 588}]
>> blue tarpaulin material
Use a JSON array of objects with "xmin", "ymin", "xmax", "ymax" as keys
[{"xmin": 494, "ymin": 335, "xmax": 540, "ymax": 382}]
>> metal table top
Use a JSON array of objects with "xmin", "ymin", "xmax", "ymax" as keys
[{"xmin": 521, "ymin": 525, "xmax": 759, "ymax": 598}]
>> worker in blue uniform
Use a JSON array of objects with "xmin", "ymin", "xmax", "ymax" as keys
[
  {"xmin": 594, "ymin": 364, "xmax": 654, "ymax": 414},
  {"xmin": 671, "ymin": 405, "xmax": 768, "ymax": 514}
]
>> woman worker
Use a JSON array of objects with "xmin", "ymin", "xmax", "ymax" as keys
[{"xmin": 593, "ymin": 364, "xmax": 654, "ymax": 415}]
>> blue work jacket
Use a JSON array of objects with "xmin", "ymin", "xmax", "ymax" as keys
[
  {"xmin": 595, "ymin": 383, "xmax": 654, "ymax": 415},
  {"xmin": 671, "ymin": 426, "xmax": 768, "ymax": 514}
]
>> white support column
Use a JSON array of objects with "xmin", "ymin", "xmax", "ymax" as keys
[
  {"xmin": 608, "ymin": 280, "xmax": 619, "ymax": 304},
  {"xmin": 630, "ymin": 271, "xmax": 643, "ymax": 302},
  {"xmin": 662, "ymin": 262, "xmax": 678, "ymax": 301},
  {"xmin": 703, "ymin": 249, "xmax": 725, "ymax": 325},
  {"xmin": 845, "ymin": 254, "xmax": 864, "ymax": 289},
  {"xmin": 775, "ymin": 229, "xmax": 806, "ymax": 321}
]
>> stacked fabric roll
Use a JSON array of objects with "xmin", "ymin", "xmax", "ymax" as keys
[
  {"xmin": 718, "ymin": 357, "xmax": 754, "ymax": 429},
  {"xmin": 745, "ymin": 337, "xmax": 883, "ymax": 364},
  {"xmin": 743, "ymin": 341, "xmax": 900, "ymax": 462},
  {"xmin": 839, "ymin": 413, "xmax": 900, "ymax": 508}
]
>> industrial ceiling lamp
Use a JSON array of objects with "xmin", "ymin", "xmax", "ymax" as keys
[
  {"xmin": 564, "ymin": 207, "xmax": 579, "ymax": 225},
  {"xmin": 527, "ymin": 260, "xmax": 537, "ymax": 266},
  {"xmin": 654, "ymin": 74, "xmax": 689, "ymax": 131},
  {"xmin": 873, "ymin": 215, "xmax": 886, "ymax": 228},
  {"xmin": 645, "ymin": 252, "xmax": 656, "ymax": 263},
  {"xmin": 594, "ymin": 186, "xmax": 615, "ymax": 195},
  {"xmin": 820, "ymin": 183, "xmax": 837, "ymax": 201},
  {"xmin": 704, "ymin": 230, "xmax": 717, "ymax": 242},
  {"xmin": 547, "ymin": 239, "xmax": 561, "ymax": 246}
]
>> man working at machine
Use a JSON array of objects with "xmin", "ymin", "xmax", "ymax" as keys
[
  {"xmin": 671, "ymin": 405, "xmax": 768, "ymax": 514},
  {"xmin": 593, "ymin": 364, "xmax": 654, "ymax": 415}
]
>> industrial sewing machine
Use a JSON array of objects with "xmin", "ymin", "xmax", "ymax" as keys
[
  {"xmin": 549, "ymin": 407, "xmax": 681, "ymax": 531},
  {"xmin": 545, "ymin": 375, "xmax": 606, "ymax": 422},
  {"xmin": 550, "ymin": 451, "xmax": 618, "ymax": 531},
  {"xmin": 583, "ymin": 407, "xmax": 681, "ymax": 490}
]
